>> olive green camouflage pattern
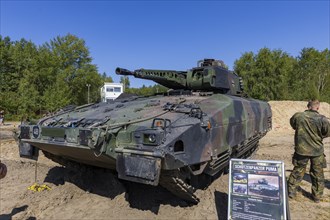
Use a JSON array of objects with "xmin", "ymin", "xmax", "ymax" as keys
[
  {"xmin": 290, "ymin": 110, "xmax": 330, "ymax": 156},
  {"xmin": 16, "ymin": 59, "xmax": 272, "ymax": 203},
  {"xmin": 288, "ymin": 153, "xmax": 325, "ymax": 199}
]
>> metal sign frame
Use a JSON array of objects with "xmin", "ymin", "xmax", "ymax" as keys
[{"xmin": 227, "ymin": 158, "xmax": 288, "ymax": 220}]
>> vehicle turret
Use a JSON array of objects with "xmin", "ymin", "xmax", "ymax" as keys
[
  {"xmin": 116, "ymin": 59, "xmax": 244, "ymax": 96},
  {"xmin": 258, "ymin": 178, "xmax": 269, "ymax": 185}
]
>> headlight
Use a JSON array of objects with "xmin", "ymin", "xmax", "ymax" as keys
[
  {"xmin": 32, "ymin": 126, "xmax": 40, "ymax": 138},
  {"xmin": 148, "ymin": 134, "xmax": 156, "ymax": 143},
  {"xmin": 143, "ymin": 133, "xmax": 160, "ymax": 145}
]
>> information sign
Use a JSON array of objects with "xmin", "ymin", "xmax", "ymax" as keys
[{"xmin": 228, "ymin": 159, "xmax": 289, "ymax": 220}]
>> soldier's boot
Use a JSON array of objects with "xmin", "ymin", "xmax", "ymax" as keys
[
  {"xmin": 312, "ymin": 197, "xmax": 320, "ymax": 203},
  {"xmin": 288, "ymin": 191, "xmax": 297, "ymax": 199},
  {"xmin": 287, "ymin": 185, "xmax": 297, "ymax": 199},
  {"xmin": 287, "ymin": 178, "xmax": 297, "ymax": 199}
]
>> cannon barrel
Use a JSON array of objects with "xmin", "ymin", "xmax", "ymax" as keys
[
  {"xmin": 116, "ymin": 67, "xmax": 188, "ymax": 90},
  {"xmin": 115, "ymin": 68, "xmax": 134, "ymax": 76}
]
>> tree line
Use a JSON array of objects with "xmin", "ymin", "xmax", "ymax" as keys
[
  {"xmin": 0, "ymin": 34, "xmax": 329, "ymax": 119},
  {"xmin": 0, "ymin": 34, "xmax": 163, "ymax": 119},
  {"xmin": 234, "ymin": 48, "xmax": 329, "ymax": 102}
]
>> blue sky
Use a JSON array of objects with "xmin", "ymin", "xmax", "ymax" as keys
[{"xmin": 1, "ymin": 0, "xmax": 329, "ymax": 87}]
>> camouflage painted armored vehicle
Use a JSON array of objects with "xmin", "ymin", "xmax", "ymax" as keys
[
  {"xmin": 17, "ymin": 59, "xmax": 272, "ymax": 204},
  {"xmin": 249, "ymin": 178, "xmax": 279, "ymax": 197}
]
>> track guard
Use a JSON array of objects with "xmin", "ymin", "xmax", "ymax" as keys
[
  {"xmin": 116, "ymin": 154, "xmax": 161, "ymax": 186},
  {"xmin": 19, "ymin": 141, "xmax": 39, "ymax": 160}
]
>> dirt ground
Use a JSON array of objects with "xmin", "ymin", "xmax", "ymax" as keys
[{"xmin": 0, "ymin": 101, "xmax": 329, "ymax": 220}]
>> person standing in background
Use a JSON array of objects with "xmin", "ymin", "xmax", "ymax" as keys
[
  {"xmin": 0, "ymin": 110, "xmax": 4, "ymax": 125},
  {"xmin": 288, "ymin": 100, "xmax": 330, "ymax": 203}
]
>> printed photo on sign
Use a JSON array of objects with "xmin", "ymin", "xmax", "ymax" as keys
[
  {"xmin": 233, "ymin": 173, "xmax": 248, "ymax": 183},
  {"xmin": 248, "ymin": 174, "xmax": 280, "ymax": 198},
  {"xmin": 233, "ymin": 183, "xmax": 248, "ymax": 195}
]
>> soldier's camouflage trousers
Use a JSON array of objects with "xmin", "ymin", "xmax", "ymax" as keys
[{"xmin": 288, "ymin": 153, "xmax": 325, "ymax": 199}]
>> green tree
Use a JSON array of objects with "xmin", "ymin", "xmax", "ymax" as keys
[
  {"xmin": 0, "ymin": 37, "xmax": 39, "ymax": 117},
  {"xmin": 0, "ymin": 34, "xmax": 103, "ymax": 117},
  {"xmin": 120, "ymin": 76, "xmax": 130, "ymax": 91},
  {"xmin": 234, "ymin": 48, "xmax": 296, "ymax": 100},
  {"xmin": 101, "ymin": 72, "xmax": 113, "ymax": 83},
  {"xmin": 42, "ymin": 73, "xmax": 71, "ymax": 112},
  {"xmin": 290, "ymin": 48, "xmax": 330, "ymax": 102},
  {"xmin": 126, "ymin": 84, "xmax": 168, "ymax": 96},
  {"xmin": 17, "ymin": 75, "xmax": 39, "ymax": 117},
  {"xmin": 44, "ymin": 34, "xmax": 103, "ymax": 106}
]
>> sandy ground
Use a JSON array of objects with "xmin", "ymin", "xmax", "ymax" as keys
[{"xmin": 0, "ymin": 101, "xmax": 329, "ymax": 220}]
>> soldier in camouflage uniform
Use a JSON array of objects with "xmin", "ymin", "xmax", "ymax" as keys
[{"xmin": 288, "ymin": 100, "xmax": 330, "ymax": 203}]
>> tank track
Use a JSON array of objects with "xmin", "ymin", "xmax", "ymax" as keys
[{"xmin": 159, "ymin": 170, "xmax": 200, "ymax": 204}]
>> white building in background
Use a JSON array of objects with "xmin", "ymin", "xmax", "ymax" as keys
[{"xmin": 100, "ymin": 82, "xmax": 123, "ymax": 102}]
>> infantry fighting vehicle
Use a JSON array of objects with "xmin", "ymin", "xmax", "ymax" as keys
[
  {"xmin": 17, "ymin": 59, "xmax": 272, "ymax": 203},
  {"xmin": 249, "ymin": 178, "xmax": 279, "ymax": 197}
]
